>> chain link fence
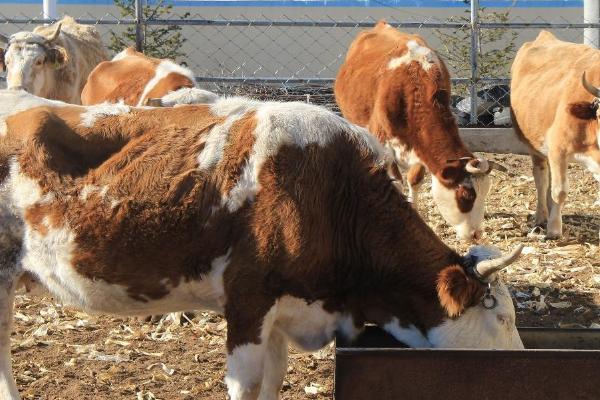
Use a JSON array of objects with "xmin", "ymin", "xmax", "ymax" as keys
[{"xmin": 0, "ymin": 1, "xmax": 598, "ymax": 126}]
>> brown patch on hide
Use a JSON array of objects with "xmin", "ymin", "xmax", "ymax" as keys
[
  {"xmin": 437, "ymin": 265, "xmax": 485, "ymax": 318},
  {"xmin": 455, "ymin": 184, "xmax": 476, "ymax": 213},
  {"xmin": 568, "ymin": 101, "xmax": 598, "ymax": 121},
  {"xmin": 23, "ymin": 203, "xmax": 63, "ymax": 236}
]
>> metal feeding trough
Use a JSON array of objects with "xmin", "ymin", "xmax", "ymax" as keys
[{"xmin": 334, "ymin": 326, "xmax": 600, "ymax": 400}]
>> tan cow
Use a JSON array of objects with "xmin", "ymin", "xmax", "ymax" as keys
[
  {"xmin": 511, "ymin": 31, "xmax": 600, "ymax": 239},
  {"xmin": 335, "ymin": 21, "xmax": 504, "ymax": 242},
  {"xmin": 0, "ymin": 90, "xmax": 523, "ymax": 399},
  {"xmin": 82, "ymin": 47, "xmax": 218, "ymax": 107},
  {"xmin": 0, "ymin": 16, "xmax": 109, "ymax": 104}
]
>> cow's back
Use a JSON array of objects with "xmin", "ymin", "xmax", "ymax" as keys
[
  {"xmin": 511, "ymin": 31, "xmax": 600, "ymax": 150},
  {"xmin": 335, "ymin": 22, "xmax": 430, "ymax": 131},
  {"xmin": 81, "ymin": 51, "xmax": 157, "ymax": 105},
  {"xmin": 81, "ymin": 48, "xmax": 196, "ymax": 106}
]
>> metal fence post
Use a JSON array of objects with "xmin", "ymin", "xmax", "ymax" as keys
[
  {"xmin": 584, "ymin": 0, "xmax": 600, "ymax": 48},
  {"xmin": 134, "ymin": 0, "xmax": 144, "ymax": 52},
  {"xmin": 469, "ymin": 0, "xmax": 479, "ymax": 126}
]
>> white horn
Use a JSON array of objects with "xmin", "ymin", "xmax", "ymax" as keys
[
  {"xmin": 465, "ymin": 158, "xmax": 490, "ymax": 175},
  {"xmin": 475, "ymin": 244, "xmax": 524, "ymax": 279},
  {"xmin": 582, "ymin": 72, "xmax": 600, "ymax": 98},
  {"xmin": 46, "ymin": 22, "xmax": 62, "ymax": 43}
]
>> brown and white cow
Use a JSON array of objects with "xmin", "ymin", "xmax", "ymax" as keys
[
  {"xmin": 0, "ymin": 90, "xmax": 523, "ymax": 400},
  {"xmin": 0, "ymin": 16, "xmax": 109, "ymax": 104},
  {"xmin": 81, "ymin": 47, "xmax": 218, "ymax": 107},
  {"xmin": 511, "ymin": 31, "xmax": 600, "ymax": 240},
  {"xmin": 335, "ymin": 21, "xmax": 504, "ymax": 241}
]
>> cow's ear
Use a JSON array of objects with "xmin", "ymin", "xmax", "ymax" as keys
[
  {"xmin": 569, "ymin": 101, "xmax": 598, "ymax": 120},
  {"xmin": 439, "ymin": 163, "xmax": 463, "ymax": 186},
  {"xmin": 437, "ymin": 265, "xmax": 484, "ymax": 318},
  {"xmin": 46, "ymin": 46, "xmax": 68, "ymax": 69}
]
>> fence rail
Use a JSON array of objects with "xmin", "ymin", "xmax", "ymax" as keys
[{"xmin": 0, "ymin": 3, "xmax": 598, "ymax": 126}]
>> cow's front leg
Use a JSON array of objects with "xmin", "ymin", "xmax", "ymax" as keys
[
  {"xmin": 224, "ymin": 296, "xmax": 277, "ymax": 400},
  {"xmin": 0, "ymin": 271, "xmax": 20, "ymax": 400},
  {"xmin": 547, "ymin": 151, "xmax": 569, "ymax": 240},
  {"xmin": 593, "ymin": 173, "xmax": 600, "ymax": 207},
  {"xmin": 407, "ymin": 163, "xmax": 426, "ymax": 205},
  {"xmin": 531, "ymin": 154, "xmax": 550, "ymax": 228}
]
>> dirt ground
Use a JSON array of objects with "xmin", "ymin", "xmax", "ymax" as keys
[{"xmin": 11, "ymin": 154, "xmax": 600, "ymax": 400}]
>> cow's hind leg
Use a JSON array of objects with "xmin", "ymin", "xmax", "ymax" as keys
[
  {"xmin": 258, "ymin": 329, "xmax": 288, "ymax": 400},
  {"xmin": 0, "ymin": 270, "xmax": 20, "ymax": 400},
  {"xmin": 531, "ymin": 154, "xmax": 550, "ymax": 228}
]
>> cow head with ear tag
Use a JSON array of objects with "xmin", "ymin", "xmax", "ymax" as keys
[
  {"xmin": 3, "ymin": 22, "xmax": 69, "ymax": 97},
  {"xmin": 429, "ymin": 244, "xmax": 524, "ymax": 349}
]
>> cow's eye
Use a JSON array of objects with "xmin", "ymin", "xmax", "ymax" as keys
[{"xmin": 35, "ymin": 58, "xmax": 43, "ymax": 66}]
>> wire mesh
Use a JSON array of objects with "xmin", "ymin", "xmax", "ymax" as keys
[{"xmin": 0, "ymin": 6, "xmax": 599, "ymax": 126}]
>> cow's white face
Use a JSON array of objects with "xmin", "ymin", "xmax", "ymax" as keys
[
  {"xmin": 431, "ymin": 173, "xmax": 491, "ymax": 241},
  {"xmin": 428, "ymin": 279, "xmax": 523, "ymax": 349},
  {"xmin": 429, "ymin": 245, "xmax": 523, "ymax": 349},
  {"xmin": 5, "ymin": 40, "xmax": 47, "ymax": 94},
  {"xmin": 4, "ymin": 33, "xmax": 67, "ymax": 97}
]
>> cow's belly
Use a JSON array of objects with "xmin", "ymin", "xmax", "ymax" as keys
[
  {"xmin": 274, "ymin": 296, "xmax": 359, "ymax": 352},
  {"xmin": 20, "ymin": 224, "xmax": 226, "ymax": 316}
]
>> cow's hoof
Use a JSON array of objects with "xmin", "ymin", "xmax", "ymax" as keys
[{"xmin": 543, "ymin": 232, "xmax": 562, "ymax": 241}]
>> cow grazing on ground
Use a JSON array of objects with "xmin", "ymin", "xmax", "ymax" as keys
[
  {"xmin": 335, "ymin": 21, "xmax": 505, "ymax": 241},
  {"xmin": 81, "ymin": 47, "xmax": 218, "ymax": 107},
  {"xmin": 0, "ymin": 90, "xmax": 523, "ymax": 400},
  {"xmin": 0, "ymin": 16, "xmax": 109, "ymax": 104},
  {"xmin": 511, "ymin": 31, "xmax": 600, "ymax": 239}
]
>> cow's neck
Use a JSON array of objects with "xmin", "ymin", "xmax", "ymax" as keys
[
  {"xmin": 382, "ymin": 107, "xmax": 472, "ymax": 178},
  {"xmin": 347, "ymin": 171, "xmax": 463, "ymax": 332}
]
